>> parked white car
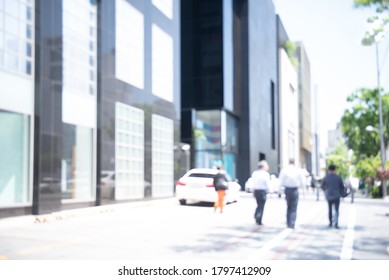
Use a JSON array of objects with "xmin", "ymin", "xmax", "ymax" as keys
[
  {"xmin": 100, "ymin": 170, "xmax": 152, "ymax": 199},
  {"xmin": 245, "ymin": 177, "xmax": 254, "ymax": 193},
  {"xmin": 175, "ymin": 168, "xmax": 241, "ymax": 205}
]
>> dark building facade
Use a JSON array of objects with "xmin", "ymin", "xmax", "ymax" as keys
[
  {"xmin": 0, "ymin": 0, "xmax": 180, "ymax": 218},
  {"xmin": 181, "ymin": 0, "xmax": 279, "ymax": 184}
]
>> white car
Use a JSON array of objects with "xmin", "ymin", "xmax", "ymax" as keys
[
  {"xmin": 175, "ymin": 168, "xmax": 241, "ymax": 205},
  {"xmin": 100, "ymin": 170, "xmax": 152, "ymax": 199},
  {"xmin": 245, "ymin": 177, "xmax": 254, "ymax": 193},
  {"xmin": 244, "ymin": 174, "xmax": 282, "ymax": 197}
]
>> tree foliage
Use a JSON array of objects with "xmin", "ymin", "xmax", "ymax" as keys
[
  {"xmin": 340, "ymin": 88, "xmax": 389, "ymax": 161},
  {"xmin": 355, "ymin": 0, "xmax": 389, "ymax": 45},
  {"xmin": 284, "ymin": 40, "xmax": 299, "ymax": 68},
  {"xmin": 354, "ymin": 154, "xmax": 381, "ymax": 179},
  {"xmin": 354, "ymin": 0, "xmax": 389, "ymax": 12},
  {"xmin": 325, "ymin": 141, "xmax": 350, "ymax": 179}
]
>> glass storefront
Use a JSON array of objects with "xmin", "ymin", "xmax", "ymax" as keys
[
  {"xmin": 0, "ymin": 110, "xmax": 30, "ymax": 206},
  {"xmin": 61, "ymin": 123, "xmax": 93, "ymax": 200},
  {"xmin": 60, "ymin": 0, "xmax": 96, "ymax": 202},
  {"xmin": 194, "ymin": 110, "xmax": 238, "ymax": 178}
]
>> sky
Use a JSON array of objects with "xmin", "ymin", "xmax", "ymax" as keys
[{"xmin": 272, "ymin": 0, "xmax": 389, "ymax": 152}]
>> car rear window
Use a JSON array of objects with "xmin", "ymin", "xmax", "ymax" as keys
[{"xmin": 188, "ymin": 173, "xmax": 215, "ymax": 178}]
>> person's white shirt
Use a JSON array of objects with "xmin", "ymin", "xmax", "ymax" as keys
[
  {"xmin": 251, "ymin": 169, "xmax": 271, "ymax": 191},
  {"xmin": 279, "ymin": 164, "xmax": 305, "ymax": 188}
]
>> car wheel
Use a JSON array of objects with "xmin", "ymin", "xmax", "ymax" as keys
[{"xmin": 179, "ymin": 199, "xmax": 187, "ymax": 205}]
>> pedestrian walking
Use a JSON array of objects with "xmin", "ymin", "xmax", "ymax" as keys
[
  {"xmin": 321, "ymin": 164, "xmax": 345, "ymax": 229},
  {"xmin": 279, "ymin": 159, "xmax": 305, "ymax": 229},
  {"xmin": 251, "ymin": 160, "xmax": 271, "ymax": 225},
  {"xmin": 213, "ymin": 166, "xmax": 229, "ymax": 213}
]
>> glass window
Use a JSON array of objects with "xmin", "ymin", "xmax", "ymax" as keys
[
  {"xmin": 62, "ymin": 0, "xmax": 97, "ymax": 96},
  {"xmin": 5, "ymin": 52, "xmax": 18, "ymax": 71},
  {"xmin": 152, "ymin": 24, "xmax": 173, "ymax": 102},
  {"xmin": 0, "ymin": 12, "xmax": 4, "ymax": 30},
  {"xmin": 114, "ymin": 102, "xmax": 145, "ymax": 200},
  {"xmin": 5, "ymin": 34, "xmax": 18, "ymax": 52},
  {"xmin": 152, "ymin": 114, "xmax": 174, "ymax": 198},
  {"xmin": 0, "ymin": 110, "xmax": 30, "ymax": 206},
  {"xmin": 24, "ymin": 59, "xmax": 31, "ymax": 74},
  {"xmin": 152, "ymin": 0, "xmax": 173, "ymax": 19},
  {"xmin": 26, "ymin": 43, "xmax": 32, "ymax": 57},
  {"xmin": 115, "ymin": 0, "xmax": 144, "ymax": 89},
  {"xmin": 5, "ymin": 0, "xmax": 18, "ymax": 17},
  {"xmin": 61, "ymin": 124, "xmax": 93, "ymax": 200},
  {"xmin": 26, "ymin": 6, "xmax": 31, "ymax": 21},
  {"xmin": 19, "ymin": 2, "xmax": 27, "ymax": 22},
  {"xmin": 26, "ymin": 24, "xmax": 31, "ymax": 39},
  {"xmin": 5, "ymin": 14, "xmax": 18, "ymax": 34}
]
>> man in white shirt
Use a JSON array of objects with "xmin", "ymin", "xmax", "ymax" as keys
[
  {"xmin": 279, "ymin": 159, "xmax": 305, "ymax": 229},
  {"xmin": 251, "ymin": 160, "xmax": 271, "ymax": 225}
]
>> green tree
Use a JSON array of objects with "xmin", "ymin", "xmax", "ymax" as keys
[
  {"xmin": 325, "ymin": 141, "xmax": 350, "ymax": 179},
  {"xmin": 284, "ymin": 40, "xmax": 299, "ymax": 68},
  {"xmin": 340, "ymin": 88, "xmax": 389, "ymax": 161},
  {"xmin": 354, "ymin": 0, "xmax": 389, "ymax": 12},
  {"xmin": 355, "ymin": 0, "xmax": 389, "ymax": 44},
  {"xmin": 354, "ymin": 154, "xmax": 381, "ymax": 179}
]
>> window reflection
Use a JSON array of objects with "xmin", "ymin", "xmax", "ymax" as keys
[
  {"xmin": 5, "ymin": 52, "xmax": 18, "ymax": 71},
  {"xmin": 62, "ymin": 0, "xmax": 97, "ymax": 96},
  {"xmin": 0, "ymin": 0, "xmax": 34, "ymax": 77},
  {"xmin": 0, "ymin": 110, "xmax": 30, "ymax": 206},
  {"xmin": 62, "ymin": 124, "xmax": 93, "ymax": 200}
]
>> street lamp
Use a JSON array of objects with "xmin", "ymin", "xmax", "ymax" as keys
[
  {"xmin": 362, "ymin": 18, "xmax": 387, "ymax": 198},
  {"xmin": 365, "ymin": 124, "xmax": 387, "ymax": 197}
]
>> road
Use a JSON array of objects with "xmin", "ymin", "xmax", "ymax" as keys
[{"xmin": 0, "ymin": 191, "xmax": 388, "ymax": 260}]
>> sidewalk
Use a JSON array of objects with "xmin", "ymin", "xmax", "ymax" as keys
[{"xmin": 0, "ymin": 197, "xmax": 176, "ymax": 229}]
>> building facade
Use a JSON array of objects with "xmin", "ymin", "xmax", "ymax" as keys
[
  {"xmin": 181, "ymin": 0, "xmax": 280, "ymax": 185},
  {"xmin": 296, "ymin": 42, "xmax": 313, "ymax": 173},
  {"xmin": 278, "ymin": 48, "xmax": 299, "ymax": 168},
  {"xmin": 0, "ymin": 0, "xmax": 181, "ymax": 218},
  {"xmin": 0, "ymin": 0, "xmax": 35, "ymax": 216}
]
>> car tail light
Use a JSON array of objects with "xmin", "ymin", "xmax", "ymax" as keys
[
  {"xmin": 176, "ymin": 180, "xmax": 186, "ymax": 186},
  {"xmin": 206, "ymin": 183, "xmax": 214, "ymax": 188}
]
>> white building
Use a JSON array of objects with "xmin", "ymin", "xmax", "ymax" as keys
[{"xmin": 279, "ymin": 48, "xmax": 299, "ymax": 169}]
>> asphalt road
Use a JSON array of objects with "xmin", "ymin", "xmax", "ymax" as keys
[{"xmin": 0, "ymin": 191, "xmax": 388, "ymax": 260}]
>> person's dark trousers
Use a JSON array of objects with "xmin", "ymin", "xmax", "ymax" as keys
[
  {"xmin": 327, "ymin": 198, "xmax": 340, "ymax": 227},
  {"xmin": 253, "ymin": 189, "xmax": 267, "ymax": 225},
  {"xmin": 285, "ymin": 187, "xmax": 299, "ymax": 228}
]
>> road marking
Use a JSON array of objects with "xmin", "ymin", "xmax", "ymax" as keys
[
  {"xmin": 340, "ymin": 204, "xmax": 356, "ymax": 260},
  {"xmin": 247, "ymin": 200, "xmax": 325, "ymax": 260},
  {"xmin": 247, "ymin": 228, "xmax": 293, "ymax": 259}
]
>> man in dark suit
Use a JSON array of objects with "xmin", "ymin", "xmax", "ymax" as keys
[{"xmin": 321, "ymin": 164, "xmax": 345, "ymax": 229}]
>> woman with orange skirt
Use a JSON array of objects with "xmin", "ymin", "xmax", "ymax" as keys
[{"xmin": 213, "ymin": 166, "xmax": 228, "ymax": 213}]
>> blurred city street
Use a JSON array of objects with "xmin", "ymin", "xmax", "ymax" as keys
[{"xmin": 0, "ymin": 191, "xmax": 388, "ymax": 260}]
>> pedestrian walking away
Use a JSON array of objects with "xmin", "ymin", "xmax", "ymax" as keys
[
  {"xmin": 321, "ymin": 164, "xmax": 345, "ymax": 229},
  {"xmin": 251, "ymin": 160, "xmax": 271, "ymax": 225},
  {"xmin": 213, "ymin": 166, "xmax": 229, "ymax": 213},
  {"xmin": 279, "ymin": 159, "xmax": 305, "ymax": 229}
]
